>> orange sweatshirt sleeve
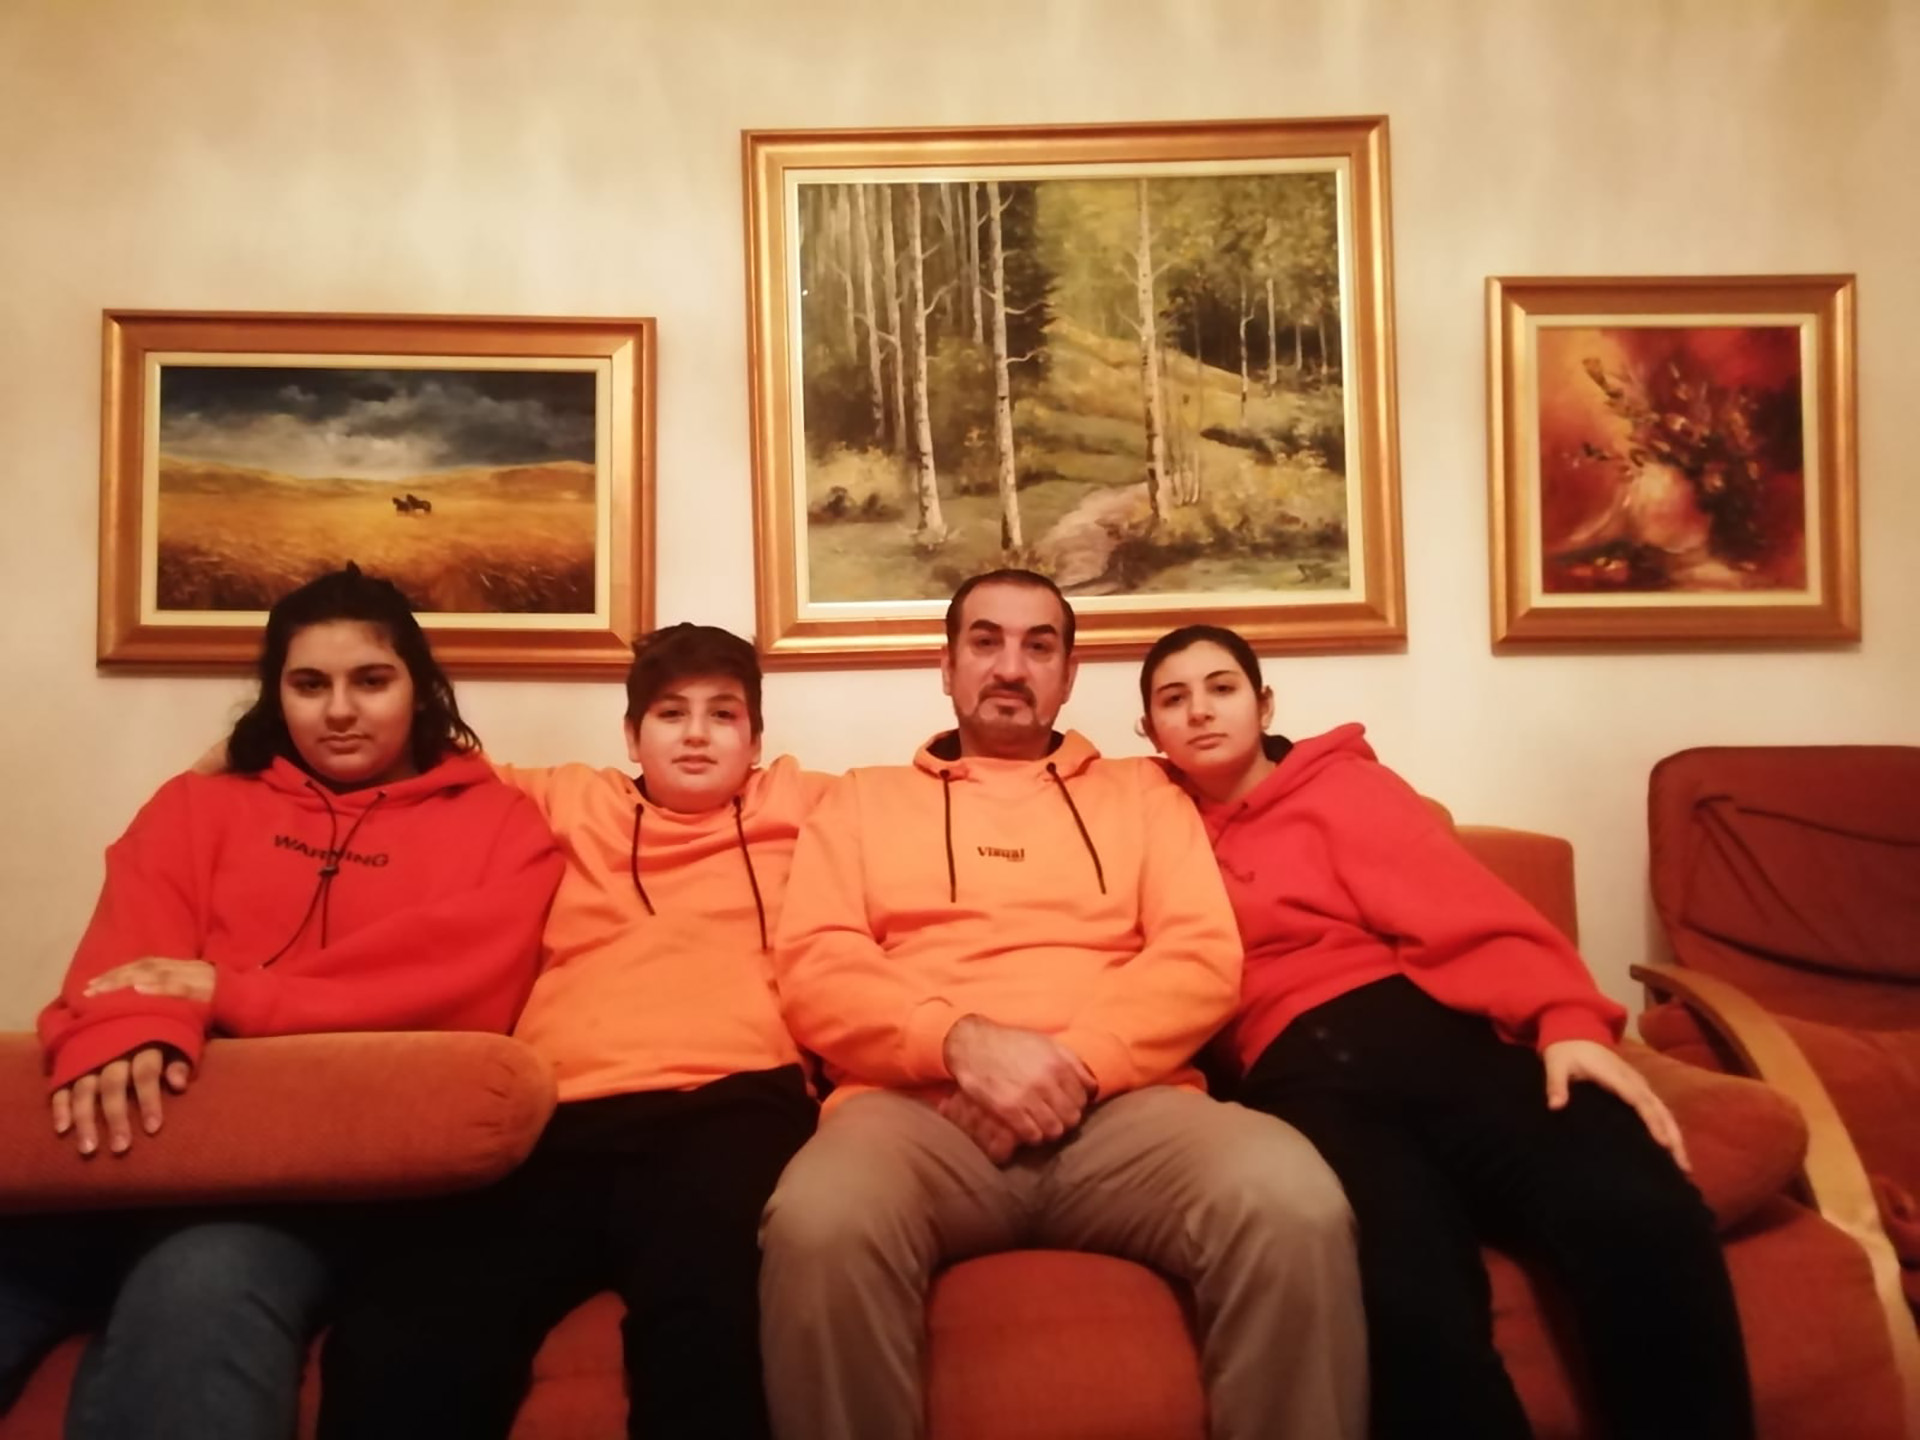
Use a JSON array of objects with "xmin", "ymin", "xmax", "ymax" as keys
[
  {"xmin": 39, "ymin": 776, "xmax": 213, "ymax": 1090},
  {"xmin": 1052, "ymin": 770, "xmax": 1243, "ymax": 1098},
  {"xmin": 209, "ymin": 797, "xmax": 561, "ymax": 1039},
  {"xmin": 773, "ymin": 774, "xmax": 959, "ymax": 1087},
  {"xmin": 1340, "ymin": 762, "xmax": 1624, "ymax": 1049}
]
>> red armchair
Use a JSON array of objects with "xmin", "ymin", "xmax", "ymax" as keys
[{"xmin": 1635, "ymin": 743, "xmax": 1920, "ymax": 1435}]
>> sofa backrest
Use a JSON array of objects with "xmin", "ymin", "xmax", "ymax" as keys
[{"xmin": 1649, "ymin": 746, "xmax": 1920, "ymax": 1020}]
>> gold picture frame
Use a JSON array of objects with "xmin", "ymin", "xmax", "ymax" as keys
[
  {"xmin": 744, "ymin": 118, "xmax": 1404, "ymax": 667},
  {"xmin": 99, "ymin": 310, "xmax": 656, "ymax": 677},
  {"xmin": 1488, "ymin": 276, "xmax": 1858, "ymax": 647}
]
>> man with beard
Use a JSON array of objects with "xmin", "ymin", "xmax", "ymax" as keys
[{"xmin": 759, "ymin": 569, "xmax": 1366, "ymax": 1440}]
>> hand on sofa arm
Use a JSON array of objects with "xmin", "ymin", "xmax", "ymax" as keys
[
  {"xmin": 52, "ymin": 1044, "xmax": 193, "ymax": 1157},
  {"xmin": 2, "ymin": 1029, "xmax": 557, "ymax": 1216}
]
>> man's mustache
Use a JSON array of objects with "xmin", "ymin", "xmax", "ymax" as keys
[{"xmin": 982, "ymin": 684, "xmax": 1035, "ymax": 706}]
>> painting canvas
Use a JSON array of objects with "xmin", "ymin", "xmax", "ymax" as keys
[
  {"xmin": 99, "ymin": 313, "xmax": 655, "ymax": 675},
  {"xmin": 745, "ymin": 119, "xmax": 1404, "ymax": 665},
  {"xmin": 1488, "ymin": 277, "xmax": 1858, "ymax": 646}
]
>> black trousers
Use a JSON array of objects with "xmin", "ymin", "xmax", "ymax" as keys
[
  {"xmin": 316, "ymin": 1065, "xmax": 815, "ymax": 1440},
  {"xmin": 1239, "ymin": 977, "xmax": 1753, "ymax": 1440}
]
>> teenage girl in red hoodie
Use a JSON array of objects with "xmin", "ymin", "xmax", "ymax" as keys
[
  {"xmin": 1140, "ymin": 623, "xmax": 1751, "ymax": 1440},
  {"xmin": 0, "ymin": 565, "xmax": 561, "ymax": 1440}
]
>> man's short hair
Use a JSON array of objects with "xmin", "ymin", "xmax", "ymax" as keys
[
  {"xmin": 944, "ymin": 569, "xmax": 1076, "ymax": 653},
  {"xmin": 624, "ymin": 623, "xmax": 764, "ymax": 736}
]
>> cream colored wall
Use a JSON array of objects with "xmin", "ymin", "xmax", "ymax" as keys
[{"xmin": 2, "ymin": 0, "xmax": 1916, "ymax": 1030}]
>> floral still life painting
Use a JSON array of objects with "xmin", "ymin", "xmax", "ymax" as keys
[{"xmin": 1488, "ymin": 277, "xmax": 1857, "ymax": 646}]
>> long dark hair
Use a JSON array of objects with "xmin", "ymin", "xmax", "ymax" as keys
[
  {"xmin": 1138, "ymin": 623, "xmax": 1265, "ymax": 717},
  {"xmin": 227, "ymin": 564, "xmax": 479, "ymax": 776}
]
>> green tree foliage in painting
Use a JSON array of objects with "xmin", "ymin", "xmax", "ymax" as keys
[{"xmin": 796, "ymin": 170, "xmax": 1351, "ymax": 602}]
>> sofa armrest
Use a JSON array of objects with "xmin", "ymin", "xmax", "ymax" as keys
[
  {"xmin": 1633, "ymin": 962, "xmax": 1920, "ymax": 1434},
  {"xmin": 1619, "ymin": 1038, "xmax": 1805, "ymax": 1232},
  {"xmin": 0, "ymin": 1030, "xmax": 556, "ymax": 1215}
]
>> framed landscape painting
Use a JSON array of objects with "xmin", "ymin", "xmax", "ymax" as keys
[
  {"xmin": 1488, "ymin": 276, "xmax": 1858, "ymax": 647},
  {"xmin": 744, "ymin": 117, "xmax": 1405, "ymax": 666},
  {"xmin": 98, "ymin": 311, "xmax": 655, "ymax": 676}
]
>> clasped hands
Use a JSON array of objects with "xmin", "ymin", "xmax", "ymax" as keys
[{"xmin": 938, "ymin": 1015, "xmax": 1095, "ymax": 1165}]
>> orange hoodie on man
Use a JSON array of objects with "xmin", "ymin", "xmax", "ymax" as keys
[
  {"xmin": 498, "ymin": 755, "xmax": 831, "ymax": 1102},
  {"xmin": 774, "ymin": 730, "xmax": 1241, "ymax": 1110}
]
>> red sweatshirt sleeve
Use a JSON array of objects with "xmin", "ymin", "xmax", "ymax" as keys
[
  {"xmin": 1053, "ymin": 772, "xmax": 1242, "ymax": 1097},
  {"xmin": 39, "ymin": 776, "xmax": 215, "ymax": 1090},
  {"xmin": 1337, "ymin": 762, "xmax": 1624, "ymax": 1048},
  {"xmin": 774, "ymin": 774, "xmax": 956, "ymax": 1087},
  {"xmin": 209, "ymin": 797, "xmax": 561, "ymax": 1039}
]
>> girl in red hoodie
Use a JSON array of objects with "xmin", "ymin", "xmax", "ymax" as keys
[
  {"xmin": 1140, "ymin": 623, "xmax": 1751, "ymax": 1440},
  {"xmin": 0, "ymin": 565, "xmax": 560, "ymax": 1440}
]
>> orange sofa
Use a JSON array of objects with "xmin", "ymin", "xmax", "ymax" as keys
[{"xmin": 1, "ymin": 823, "xmax": 1911, "ymax": 1439}]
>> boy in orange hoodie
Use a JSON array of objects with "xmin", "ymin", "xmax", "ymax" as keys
[
  {"xmin": 760, "ymin": 571, "xmax": 1366, "ymax": 1440},
  {"xmin": 317, "ymin": 624, "xmax": 826, "ymax": 1440}
]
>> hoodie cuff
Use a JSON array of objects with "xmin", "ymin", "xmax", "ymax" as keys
[
  {"xmin": 1054, "ymin": 1025, "xmax": 1135, "ymax": 1102},
  {"xmin": 1535, "ymin": 1002, "xmax": 1624, "ymax": 1051},
  {"xmin": 210, "ymin": 966, "xmax": 277, "ymax": 1036},
  {"xmin": 47, "ymin": 1014, "xmax": 207, "ymax": 1092},
  {"xmin": 901, "ymin": 998, "xmax": 965, "ymax": 1082}
]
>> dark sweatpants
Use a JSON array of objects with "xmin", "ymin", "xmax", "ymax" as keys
[
  {"xmin": 1238, "ymin": 976, "xmax": 1753, "ymax": 1440},
  {"xmin": 317, "ymin": 1064, "xmax": 815, "ymax": 1440}
]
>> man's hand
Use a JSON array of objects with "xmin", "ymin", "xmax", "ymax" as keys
[
  {"xmin": 942, "ymin": 1015, "xmax": 1096, "ymax": 1146},
  {"xmin": 1543, "ymin": 1038, "xmax": 1691, "ymax": 1172},
  {"xmin": 84, "ymin": 958, "xmax": 215, "ymax": 1004},
  {"xmin": 938, "ymin": 1091, "xmax": 1023, "ymax": 1165},
  {"xmin": 51, "ymin": 1046, "xmax": 193, "ymax": 1157}
]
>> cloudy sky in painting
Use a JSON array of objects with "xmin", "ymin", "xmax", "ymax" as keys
[{"xmin": 158, "ymin": 366, "xmax": 597, "ymax": 481}]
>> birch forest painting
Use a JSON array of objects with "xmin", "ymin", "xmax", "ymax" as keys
[{"xmin": 793, "ymin": 167, "xmax": 1357, "ymax": 603}]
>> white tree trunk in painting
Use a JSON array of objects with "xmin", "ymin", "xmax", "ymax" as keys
[
  {"xmin": 855, "ymin": 184, "xmax": 885, "ymax": 443},
  {"xmin": 985, "ymin": 179, "xmax": 1022, "ymax": 554},
  {"xmin": 905, "ymin": 185, "xmax": 947, "ymax": 545},
  {"xmin": 1135, "ymin": 179, "xmax": 1167, "ymax": 524},
  {"xmin": 880, "ymin": 187, "xmax": 908, "ymax": 461}
]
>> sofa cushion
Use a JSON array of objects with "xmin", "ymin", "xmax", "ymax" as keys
[
  {"xmin": 1622, "ymin": 1041, "xmax": 1807, "ymax": 1233},
  {"xmin": 0, "ymin": 1031, "xmax": 555, "ymax": 1215}
]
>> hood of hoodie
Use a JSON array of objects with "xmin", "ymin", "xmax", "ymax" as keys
[
  {"xmin": 1180, "ymin": 722, "xmax": 1376, "ymax": 842},
  {"xmin": 258, "ymin": 751, "xmax": 496, "ymax": 811},
  {"xmin": 912, "ymin": 728, "xmax": 1101, "ymax": 787}
]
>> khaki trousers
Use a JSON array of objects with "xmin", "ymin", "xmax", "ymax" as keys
[{"xmin": 760, "ymin": 1086, "xmax": 1366, "ymax": 1440}]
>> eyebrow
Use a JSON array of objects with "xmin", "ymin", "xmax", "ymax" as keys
[
  {"xmin": 286, "ymin": 663, "xmax": 398, "ymax": 678},
  {"xmin": 967, "ymin": 620, "xmax": 1060, "ymax": 642},
  {"xmin": 651, "ymin": 688, "xmax": 746, "ymax": 705},
  {"xmin": 1153, "ymin": 668, "xmax": 1237, "ymax": 699}
]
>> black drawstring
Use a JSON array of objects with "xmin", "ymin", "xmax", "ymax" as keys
[
  {"xmin": 1046, "ymin": 763, "xmax": 1107, "ymax": 895},
  {"xmin": 628, "ymin": 804, "xmax": 656, "ymax": 915},
  {"xmin": 264, "ymin": 784, "xmax": 386, "ymax": 966},
  {"xmin": 939, "ymin": 770, "xmax": 957, "ymax": 902},
  {"xmin": 630, "ymin": 794, "xmax": 770, "ymax": 947},
  {"xmin": 731, "ymin": 795, "xmax": 769, "ymax": 950}
]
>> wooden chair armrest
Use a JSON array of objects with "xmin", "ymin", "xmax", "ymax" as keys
[{"xmin": 1633, "ymin": 961, "xmax": 1920, "ymax": 1434}]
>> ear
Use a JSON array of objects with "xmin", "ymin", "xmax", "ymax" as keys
[
  {"xmin": 1134, "ymin": 714, "xmax": 1163, "ymax": 752},
  {"xmin": 749, "ymin": 733, "xmax": 764, "ymax": 769},
  {"xmin": 1258, "ymin": 686, "xmax": 1276, "ymax": 733},
  {"xmin": 623, "ymin": 718, "xmax": 644, "ymax": 765},
  {"xmin": 939, "ymin": 645, "xmax": 956, "ymax": 698}
]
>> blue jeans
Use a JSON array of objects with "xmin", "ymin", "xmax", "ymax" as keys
[{"xmin": 0, "ymin": 1212, "xmax": 331, "ymax": 1440}]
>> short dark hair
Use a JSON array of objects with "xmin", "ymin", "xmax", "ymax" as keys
[
  {"xmin": 625, "ymin": 623, "xmax": 764, "ymax": 736},
  {"xmin": 228, "ymin": 564, "xmax": 479, "ymax": 776},
  {"xmin": 944, "ymin": 568, "xmax": 1076, "ymax": 653},
  {"xmin": 1139, "ymin": 623, "xmax": 1264, "ymax": 716}
]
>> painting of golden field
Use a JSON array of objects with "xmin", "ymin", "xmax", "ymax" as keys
[
  {"xmin": 152, "ymin": 365, "xmax": 600, "ymax": 614},
  {"xmin": 156, "ymin": 459, "xmax": 595, "ymax": 612}
]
